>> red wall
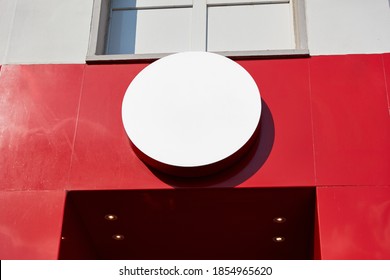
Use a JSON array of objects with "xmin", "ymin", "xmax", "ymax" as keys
[{"xmin": 0, "ymin": 54, "xmax": 389, "ymax": 259}]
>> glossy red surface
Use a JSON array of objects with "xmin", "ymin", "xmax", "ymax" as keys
[
  {"xmin": 67, "ymin": 64, "xmax": 168, "ymax": 190},
  {"xmin": 314, "ymin": 205, "xmax": 322, "ymax": 260},
  {"xmin": 310, "ymin": 55, "xmax": 390, "ymax": 186},
  {"xmin": 0, "ymin": 190, "xmax": 65, "ymax": 259},
  {"xmin": 0, "ymin": 64, "xmax": 84, "ymax": 190},
  {"xmin": 317, "ymin": 186, "xmax": 390, "ymax": 259},
  {"xmin": 383, "ymin": 53, "xmax": 390, "ymax": 113},
  {"xmin": 238, "ymin": 58, "xmax": 315, "ymax": 186},
  {"xmin": 68, "ymin": 58, "xmax": 316, "ymax": 189},
  {"xmin": 1, "ymin": 54, "xmax": 390, "ymax": 259}
]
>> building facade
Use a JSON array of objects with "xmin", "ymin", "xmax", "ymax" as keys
[{"xmin": 0, "ymin": 0, "xmax": 390, "ymax": 259}]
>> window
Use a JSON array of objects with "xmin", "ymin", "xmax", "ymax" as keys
[{"xmin": 87, "ymin": 0, "xmax": 308, "ymax": 61}]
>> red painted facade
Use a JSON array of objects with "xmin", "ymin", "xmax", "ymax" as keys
[{"xmin": 0, "ymin": 54, "xmax": 389, "ymax": 259}]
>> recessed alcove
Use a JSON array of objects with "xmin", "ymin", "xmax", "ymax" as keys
[{"xmin": 59, "ymin": 187, "xmax": 316, "ymax": 260}]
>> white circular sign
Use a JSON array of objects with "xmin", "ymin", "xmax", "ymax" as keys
[{"xmin": 122, "ymin": 52, "xmax": 261, "ymax": 176}]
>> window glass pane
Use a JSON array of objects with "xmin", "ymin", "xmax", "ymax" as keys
[
  {"xmin": 107, "ymin": 7, "xmax": 192, "ymax": 54},
  {"xmin": 111, "ymin": 0, "xmax": 192, "ymax": 9},
  {"xmin": 207, "ymin": 3, "xmax": 294, "ymax": 52},
  {"xmin": 111, "ymin": 0, "xmax": 137, "ymax": 9}
]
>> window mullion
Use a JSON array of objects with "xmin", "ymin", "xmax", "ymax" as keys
[
  {"xmin": 292, "ymin": 0, "xmax": 308, "ymax": 50},
  {"xmin": 190, "ymin": 0, "xmax": 207, "ymax": 51}
]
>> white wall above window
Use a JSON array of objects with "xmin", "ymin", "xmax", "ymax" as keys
[{"xmin": 87, "ymin": 0, "xmax": 309, "ymax": 62}]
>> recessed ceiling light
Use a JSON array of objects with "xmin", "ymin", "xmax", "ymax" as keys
[
  {"xmin": 112, "ymin": 234, "xmax": 124, "ymax": 241},
  {"xmin": 273, "ymin": 217, "xmax": 286, "ymax": 223},
  {"xmin": 61, "ymin": 236, "xmax": 66, "ymax": 240},
  {"xmin": 273, "ymin": 236, "xmax": 285, "ymax": 242},
  {"xmin": 105, "ymin": 214, "xmax": 118, "ymax": 221}
]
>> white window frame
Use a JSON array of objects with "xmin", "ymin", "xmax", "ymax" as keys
[{"xmin": 87, "ymin": 0, "xmax": 308, "ymax": 62}]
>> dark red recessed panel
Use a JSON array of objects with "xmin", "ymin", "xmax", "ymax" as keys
[
  {"xmin": 0, "ymin": 190, "xmax": 66, "ymax": 259},
  {"xmin": 317, "ymin": 186, "xmax": 390, "ymax": 259},
  {"xmin": 68, "ymin": 64, "xmax": 170, "ymax": 190},
  {"xmin": 0, "ymin": 64, "xmax": 84, "ymax": 190},
  {"xmin": 310, "ymin": 55, "xmax": 390, "ymax": 186},
  {"xmin": 237, "ymin": 58, "xmax": 315, "ymax": 187},
  {"xmin": 60, "ymin": 187, "xmax": 316, "ymax": 260}
]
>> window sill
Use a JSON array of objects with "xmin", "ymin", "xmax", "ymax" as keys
[{"xmin": 86, "ymin": 49, "xmax": 310, "ymax": 64}]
